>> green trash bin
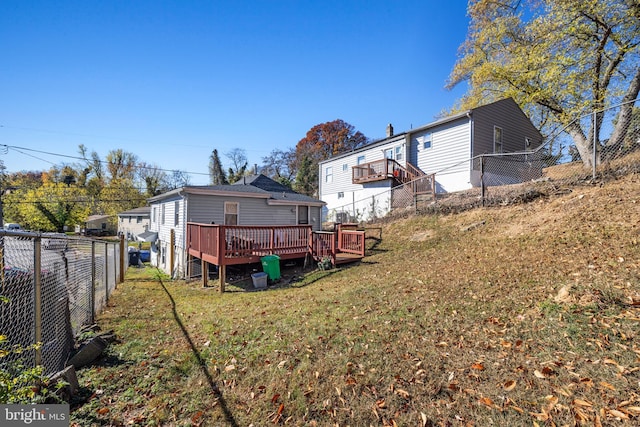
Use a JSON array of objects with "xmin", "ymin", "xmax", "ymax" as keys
[{"xmin": 261, "ymin": 255, "xmax": 281, "ymax": 281}]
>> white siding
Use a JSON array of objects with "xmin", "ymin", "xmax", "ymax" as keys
[
  {"xmin": 323, "ymin": 181, "xmax": 392, "ymax": 222},
  {"xmin": 414, "ymin": 118, "xmax": 471, "ymax": 175}
]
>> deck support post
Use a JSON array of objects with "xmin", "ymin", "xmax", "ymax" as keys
[
  {"xmin": 202, "ymin": 259, "xmax": 208, "ymax": 288},
  {"xmin": 219, "ymin": 265, "xmax": 226, "ymax": 293}
]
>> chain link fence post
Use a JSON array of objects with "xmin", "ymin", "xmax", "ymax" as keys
[
  {"xmin": 104, "ymin": 242, "xmax": 109, "ymax": 302},
  {"xmin": 480, "ymin": 155, "xmax": 486, "ymax": 207},
  {"xmin": 593, "ymin": 110, "xmax": 598, "ymax": 180},
  {"xmin": 33, "ymin": 236, "xmax": 42, "ymax": 367},
  {"xmin": 90, "ymin": 240, "xmax": 96, "ymax": 325}
]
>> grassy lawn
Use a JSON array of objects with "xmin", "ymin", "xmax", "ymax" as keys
[{"xmin": 70, "ymin": 175, "xmax": 640, "ymax": 426}]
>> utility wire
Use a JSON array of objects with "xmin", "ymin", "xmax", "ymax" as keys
[{"xmin": 0, "ymin": 143, "xmax": 210, "ymax": 177}]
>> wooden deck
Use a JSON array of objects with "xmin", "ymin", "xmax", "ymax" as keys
[{"xmin": 186, "ymin": 223, "xmax": 366, "ymax": 290}]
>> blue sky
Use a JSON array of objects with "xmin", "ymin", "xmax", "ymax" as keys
[{"xmin": 1, "ymin": 1, "xmax": 470, "ymax": 185}]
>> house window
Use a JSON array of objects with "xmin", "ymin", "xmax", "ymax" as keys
[
  {"xmin": 224, "ymin": 202, "xmax": 238, "ymax": 225},
  {"xmin": 174, "ymin": 201, "xmax": 179, "ymax": 226},
  {"xmin": 161, "ymin": 205, "xmax": 166, "ymax": 225},
  {"xmin": 325, "ymin": 166, "xmax": 333, "ymax": 183},
  {"xmin": 152, "ymin": 207, "xmax": 157, "ymax": 223},
  {"xmin": 384, "ymin": 148, "xmax": 393, "ymax": 159},
  {"xmin": 137, "ymin": 217, "xmax": 142, "ymax": 223},
  {"xmin": 342, "ymin": 163, "xmax": 348, "ymax": 172},
  {"xmin": 395, "ymin": 145, "xmax": 403, "ymax": 161},
  {"xmin": 338, "ymin": 192, "xmax": 344, "ymax": 199},
  {"xmin": 298, "ymin": 205, "xmax": 309, "ymax": 225},
  {"xmin": 128, "ymin": 217, "xmax": 132, "ymax": 223},
  {"xmin": 357, "ymin": 155, "xmax": 365, "ymax": 165},
  {"xmin": 421, "ymin": 134, "xmax": 432, "ymax": 149},
  {"xmin": 494, "ymin": 126, "xmax": 503, "ymax": 153},
  {"xmin": 160, "ymin": 246, "xmax": 165, "ymax": 265}
]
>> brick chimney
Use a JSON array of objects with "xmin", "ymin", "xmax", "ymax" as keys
[{"xmin": 386, "ymin": 123, "xmax": 394, "ymax": 137}]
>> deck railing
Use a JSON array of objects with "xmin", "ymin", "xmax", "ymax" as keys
[
  {"xmin": 352, "ymin": 158, "xmax": 397, "ymax": 183},
  {"xmin": 188, "ymin": 223, "xmax": 312, "ymax": 266},
  {"xmin": 338, "ymin": 230, "xmax": 366, "ymax": 257},
  {"xmin": 311, "ymin": 231, "xmax": 336, "ymax": 263},
  {"xmin": 187, "ymin": 223, "xmax": 367, "ymax": 290},
  {"xmin": 352, "ymin": 159, "xmax": 427, "ymax": 185}
]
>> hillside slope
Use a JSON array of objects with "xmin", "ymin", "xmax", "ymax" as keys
[{"xmin": 72, "ymin": 174, "xmax": 640, "ymax": 426}]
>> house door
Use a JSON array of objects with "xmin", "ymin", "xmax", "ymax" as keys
[{"xmin": 297, "ymin": 206, "xmax": 309, "ymax": 225}]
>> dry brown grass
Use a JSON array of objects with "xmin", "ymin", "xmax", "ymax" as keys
[{"xmin": 71, "ymin": 173, "xmax": 640, "ymax": 426}]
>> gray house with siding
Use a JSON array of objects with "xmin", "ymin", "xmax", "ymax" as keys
[
  {"xmin": 117, "ymin": 206, "xmax": 151, "ymax": 240},
  {"xmin": 147, "ymin": 174, "xmax": 324, "ymax": 278},
  {"xmin": 319, "ymin": 98, "xmax": 543, "ymax": 222}
]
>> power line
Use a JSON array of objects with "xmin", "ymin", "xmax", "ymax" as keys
[{"xmin": 0, "ymin": 144, "xmax": 210, "ymax": 177}]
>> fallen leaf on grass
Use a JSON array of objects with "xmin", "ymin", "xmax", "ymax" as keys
[
  {"xmin": 479, "ymin": 397, "xmax": 494, "ymax": 407},
  {"xmin": 97, "ymin": 407, "xmax": 109, "ymax": 415},
  {"xmin": 471, "ymin": 363, "xmax": 485, "ymax": 371},
  {"xmin": 573, "ymin": 398, "xmax": 593, "ymax": 407},
  {"xmin": 607, "ymin": 409, "xmax": 629, "ymax": 420},
  {"xmin": 395, "ymin": 389, "xmax": 410, "ymax": 399},
  {"xmin": 534, "ymin": 370, "xmax": 547, "ymax": 379},
  {"xmin": 420, "ymin": 412, "xmax": 427, "ymax": 427},
  {"xmin": 599, "ymin": 381, "xmax": 615, "ymax": 391},
  {"xmin": 503, "ymin": 380, "xmax": 516, "ymax": 391},
  {"xmin": 625, "ymin": 406, "xmax": 640, "ymax": 416},
  {"xmin": 191, "ymin": 411, "xmax": 203, "ymax": 424}
]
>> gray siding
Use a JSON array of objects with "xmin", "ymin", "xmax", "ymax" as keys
[
  {"xmin": 471, "ymin": 98, "xmax": 543, "ymax": 156},
  {"xmin": 186, "ymin": 194, "xmax": 322, "ymax": 231}
]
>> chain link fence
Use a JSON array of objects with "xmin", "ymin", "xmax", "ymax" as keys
[
  {"xmin": 471, "ymin": 99, "xmax": 640, "ymax": 206},
  {"xmin": 0, "ymin": 232, "xmax": 128, "ymax": 375}
]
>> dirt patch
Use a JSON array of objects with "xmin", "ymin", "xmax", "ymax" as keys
[{"xmin": 408, "ymin": 230, "xmax": 435, "ymax": 241}]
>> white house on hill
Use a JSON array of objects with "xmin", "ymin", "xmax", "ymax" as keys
[{"xmin": 319, "ymin": 98, "xmax": 543, "ymax": 222}]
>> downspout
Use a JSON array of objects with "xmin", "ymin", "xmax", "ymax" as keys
[
  {"xmin": 179, "ymin": 189, "xmax": 188, "ymax": 279},
  {"xmin": 467, "ymin": 111, "xmax": 473, "ymax": 157},
  {"xmin": 467, "ymin": 112, "xmax": 474, "ymax": 187}
]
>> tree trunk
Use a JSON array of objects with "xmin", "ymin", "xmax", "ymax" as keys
[
  {"xmin": 566, "ymin": 121, "xmax": 593, "ymax": 169},
  {"xmin": 605, "ymin": 68, "xmax": 640, "ymax": 158}
]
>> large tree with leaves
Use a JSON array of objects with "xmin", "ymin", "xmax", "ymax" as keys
[
  {"xmin": 9, "ymin": 179, "xmax": 90, "ymax": 232},
  {"xmin": 447, "ymin": 0, "xmax": 640, "ymax": 167},
  {"xmin": 294, "ymin": 119, "xmax": 368, "ymax": 196}
]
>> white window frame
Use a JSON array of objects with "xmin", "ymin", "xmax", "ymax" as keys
[
  {"xmin": 342, "ymin": 163, "xmax": 348, "ymax": 172},
  {"xmin": 384, "ymin": 148, "xmax": 393, "ymax": 159},
  {"xmin": 494, "ymin": 126, "xmax": 503, "ymax": 153},
  {"xmin": 224, "ymin": 201, "xmax": 239, "ymax": 225},
  {"xmin": 357, "ymin": 155, "xmax": 365, "ymax": 165},
  {"xmin": 161, "ymin": 204, "xmax": 166, "ymax": 225},
  {"xmin": 174, "ymin": 201, "xmax": 180, "ymax": 226},
  {"xmin": 395, "ymin": 145, "xmax": 403, "ymax": 161},
  {"xmin": 421, "ymin": 133, "xmax": 432, "ymax": 150},
  {"xmin": 325, "ymin": 166, "xmax": 333, "ymax": 183}
]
